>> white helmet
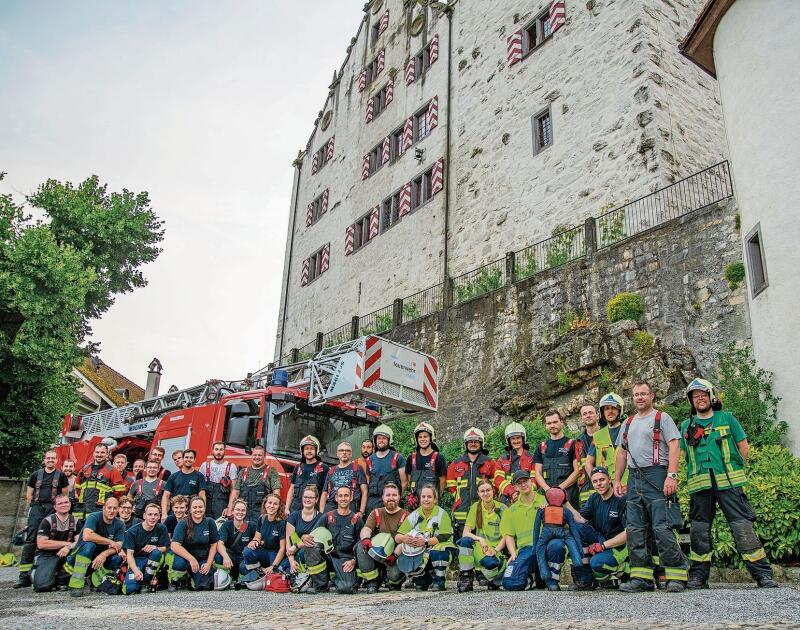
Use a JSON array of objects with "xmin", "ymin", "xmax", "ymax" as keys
[
  {"xmin": 245, "ymin": 575, "xmax": 267, "ymax": 591},
  {"xmin": 214, "ymin": 569, "xmax": 232, "ymax": 591},
  {"xmin": 398, "ymin": 529, "xmax": 426, "ymax": 557}
]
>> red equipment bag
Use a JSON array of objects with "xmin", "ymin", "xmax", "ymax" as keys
[{"xmin": 265, "ymin": 572, "xmax": 291, "ymax": 593}]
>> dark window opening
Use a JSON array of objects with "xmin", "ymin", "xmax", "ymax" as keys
[
  {"xmin": 533, "ymin": 107, "xmax": 553, "ymax": 155},
  {"xmin": 746, "ymin": 225, "xmax": 768, "ymax": 296}
]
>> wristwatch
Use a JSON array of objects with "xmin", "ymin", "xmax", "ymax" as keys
[{"xmin": 667, "ymin": 472, "xmax": 678, "ymax": 480}]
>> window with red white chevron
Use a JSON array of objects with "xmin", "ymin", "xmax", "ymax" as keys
[
  {"xmin": 352, "ymin": 211, "xmax": 375, "ymax": 253},
  {"xmin": 302, "ymin": 244, "xmax": 329, "ymax": 286}
]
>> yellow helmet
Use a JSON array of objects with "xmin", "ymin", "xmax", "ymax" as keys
[{"xmin": 686, "ymin": 378, "xmax": 721, "ymax": 414}]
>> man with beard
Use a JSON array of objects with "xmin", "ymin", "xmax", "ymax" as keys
[
  {"xmin": 356, "ymin": 482, "xmax": 408, "ymax": 593},
  {"xmin": 74, "ymin": 443, "xmax": 126, "ymax": 523},
  {"xmin": 404, "ymin": 422, "xmax": 446, "ymax": 510},
  {"xmin": 357, "ymin": 439, "xmax": 373, "ymax": 477},
  {"xmin": 228, "ymin": 445, "xmax": 282, "ymax": 522},
  {"xmin": 286, "ymin": 436, "xmax": 329, "ymax": 514},
  {"xmin": 534, "ymin": 410, "xmax": 581, "ymax": 509},
  {"xmin": 586, "ymin": 393, "xmax": 626, "ymax": 490},
  {"xmin": 446, "ymin": 427, "xmax": 502, "ymax": 539},
  {"xmin": 365, "ymin": 425, "xmax": 407, "ymax": 513},
  {"xmin": 681, "ymin": 379, "xmax": 777, "ymax": 589},
  {"xmin": 61, "ymin": 458, "xmax": 77, "ymax": 504},
  {"xmin": 494, "ymin": 422, "xmax": 536, "ymax": 503},
  {"xmin": 198, "ymin": 441, "xmax": 238, "ymax": 519}
]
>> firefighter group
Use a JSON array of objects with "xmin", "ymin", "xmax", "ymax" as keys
[{"xmin": 13, "ymin": 378, "xmax": 779, "ymax": 597}]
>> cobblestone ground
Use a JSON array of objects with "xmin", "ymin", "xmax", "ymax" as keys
[{"xmin": 1, "ymin": 568, "xmax": 799, "ymax": 629}]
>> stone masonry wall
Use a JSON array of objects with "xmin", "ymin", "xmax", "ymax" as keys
[
  {"xmin": 382, "ymin": 198, "xmax": 747, "ymax": 440},
  {"xmin": 275, "ymin": 0, "xmax": 730, "ymax": 358}
]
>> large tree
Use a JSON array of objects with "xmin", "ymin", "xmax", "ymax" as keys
[{"xmin": 0, "ymin": 173, "xmax": 164, "ymax": 476}]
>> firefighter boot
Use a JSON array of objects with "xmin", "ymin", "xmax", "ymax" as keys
[
  {"xmin": 13, "ymin": 573, "xmax": 32, "ymax": 589},
  {"xmin": 457, "ymin": 570, "xmax": 474, "ymax": 593}
]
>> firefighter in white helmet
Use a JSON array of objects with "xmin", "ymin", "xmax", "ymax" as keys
[
  {"xmin": 286, "ymin": 436, "xmax": 329, "ymax": 514},
  {"xmin": 365, "ymin": 425, "xmax": 408, "ymax": 513},
  {"xmin": 405, "ymin": 422, "xmax": 446, "ymax": 510},
  {"xmin": 446, "ymin": 427, "xmax": 503, "ymax": 539},
  {"xmin": 494, "ymin": 422, "xmax": 536, "ymax": 503}
]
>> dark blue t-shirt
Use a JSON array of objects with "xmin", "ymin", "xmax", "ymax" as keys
[
  {"xmin": 256, "ymin": 516, "xmax": 287, "ymax": 551},
  {"xmin": 123, "ymin": 522, "xmax": 170, "ymax": 557},
  {"xmin": 218, "ymin": 519, "xmax": 256, "ymax": 556},
  {"xmin": 164, "ymin": 470, "xmax": 206, "ymax": 498},
  {"xmin": 579, "ymin": 492, "xmax": 627, "ymax": 539},
  {"xmin": 79, "ymin": 511, "xmax": 124, "ymax": 546},
  {"xmin": 172, "ymin": 517, "xmax": 219, "ymax": 558},
  {"xmin": 287, "ymin": 510, "xmax": 321, "ymax": 541}
]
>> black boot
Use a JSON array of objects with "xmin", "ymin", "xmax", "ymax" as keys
[
  {"xmin": 13, "ymin": 574, "xmax": 32, "ymax": 589},
  {"xmin": 756, "ymin": 576, "xmax": 779, "ymax": 588},
  {"xmin": 457, "ymin": 570, "xmax": 474, "ymax": 593}
]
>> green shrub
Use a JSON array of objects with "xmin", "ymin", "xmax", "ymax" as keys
[
  {"xmin": 606, "ymin": 291, "xmax": 645, "ymax": 323},
  {"xmin": 632, "ymin": 330, "xmax": 654, "ymax": 354},
  {"xmin": 454, "ymin": 266, "xmax": 503, "ymax": 303},
  {"xmin": 402, "ymin": 302, "xmax": 420, "ymax": 322},
  {"xmin": 598, "ymin": 369, "xmax": 612, "ymax": 390},
  {"xmin": 724, "ymin": 261, "xmax": 746, "ymax": 290},
  {"xmin": 545, "ymin": 228, "xmax": 582, "ymax": 269},
  {"xmin": 676, "ymin": 446, "xmax": 800, "ymax": 566},
  {"xmin": 598, "ymin": 208, "xmax": 628, "ymax": 247},
  {"xmin": 514, "ymin": 252, "xmax": 539, "ymax": 281},
  {"xmin": 556, "ymin": 371, "xmax": 570, "ymax": 387},
  {"xmin": 717, "ymin": 345, "xmax": 787, "ymax": 447}
]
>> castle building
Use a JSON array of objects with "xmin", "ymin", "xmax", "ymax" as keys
[
  {"xmin": 275, "ymin": 0, "xmax": 728, "ymax": 359},
  {"xmin": 681, "ymin": 0, "xmax": 800, "ymax": 450}
]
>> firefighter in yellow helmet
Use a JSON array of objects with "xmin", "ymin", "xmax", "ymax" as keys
[
  {"xmin": 286, "ymin": 436, "xmax": 329, "ymax": 513},
  {"xmin": 680, "ymin": 379, "xmax": 777, "ymax": 589},
  {"xmin": 445, "ymin": 427, "xmax": 503, "ymax": 539},
  {"xmin": 405, "ymin": 422, "xmax": 447, "ymax": 510},
  {"xmin": 586, "ymin": 393, "xmax": 627, "ymax": 491}
]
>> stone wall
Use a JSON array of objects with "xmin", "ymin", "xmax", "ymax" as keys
[
  {"xmin": 382, "ymin": 198, "xmax": 746, "ymax": 439},
  {"xmin": 0, "ymin": 478, "xmax": 26, "ymax": 554},
  {"xmin": 274, "ymin": 0, "xmax": 730, "ymax": 358}
]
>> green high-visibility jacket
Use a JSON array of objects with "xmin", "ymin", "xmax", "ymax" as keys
[{"xmin": 680, "ymin": 411, "xmax": 748, "ymax": 494}]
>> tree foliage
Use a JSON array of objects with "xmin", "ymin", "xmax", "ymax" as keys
[{"xmin": 0, "ymin": 173, "xmax": 164, "ymax": 476}]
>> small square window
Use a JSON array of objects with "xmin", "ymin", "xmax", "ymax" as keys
[
  {"xmin": 745, "ymin": 224, "xmax": 768, "ymax": 297},
  {"xmin": 523, "ymin": 9, "xmax": 553, "ymax": 55},
  {"xmin": 414, "ymin": 108, "xmax": 430, "ymax": 142},
  {"xmin": 532, "ymin": 107, "xmax": 553, "ymax": 155},
  {"xmin": 307, "ymin": 247, "xmax": 325, "ymax": 283},
  {"xmin": 411, "ymin": 166, "xmax": 434, "ymax": 211},
  {"xmin": 381, "ymin": 190, "xmax": 402, "ymax": 232},
  {"xmin": 368, "ymin": 144, "xmax": 383, "ymax": 176},
  {"xmin": 391, "ymin": 128, "xmax": 405, "ymax": 162}
]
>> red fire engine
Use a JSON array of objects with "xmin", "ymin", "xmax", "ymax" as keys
[{"xmin": 55, "ymin": 336, "xmax": 440, "ymax": 492}]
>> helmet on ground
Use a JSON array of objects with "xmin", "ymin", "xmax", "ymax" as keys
[
  {"xmin": 398, "ymin": 529, "xmax": 426, "ymax": 557},
  {"xmin": 299, "ymin": 435, "xmax": 321, "ymax": 452},
  {"xmin": 214, "ymin": 569, "xmax": 232, "ymax": 590},
  {"xmin": 373, "ymin": 424, "xmax": 394, "ymax": 446},
  {"xmin": 598, "ymin": 393, "xmax": 624, "ymax": 426},
  {"xmin": 397, "ymin": 551, "xmax": 426, "ymax": 577},
  {"xmin": 245, "ymin": 575, "xmax": 267, "ymax": 591},
  {"xmin": 309, "ymin": 526, "xmax": 333, "ymax": 554},
  {"xmin": 504, "ymin": 422, "xmax": 529, "ymax": 450},
  {"xmin": 414, "ymin": 421, "xmax": 438, "ymax": 451},
  {"xmin": 686, "ymin": 378, "xmax": 722, "ymax": 414},
  {"xmin": 291, "ymin": 572, "xmax": 310, "ymax": 593},
  {"xmin": 368, "ymin": 532, "xmax": 396, "ymax": 562}
]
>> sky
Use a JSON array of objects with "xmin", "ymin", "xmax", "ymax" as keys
[{"xmin": 0, "ymin": 0, "xmax": 364, "ymax": 391}]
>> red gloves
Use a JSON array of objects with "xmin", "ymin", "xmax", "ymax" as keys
[
  {"xmin": 586, "ymin": 542, "xmax": 605, "ymax": 556},
  {"xmin": 360, "ymin": 539, "xmax": 372, "ymax": 552},
  {"xmin": 384, "ymin": 554, "xmax": 397, "ymax": 565},
  {"xmin": 405, "ymin": 493, "xmax": 419, "ymax": 510}
]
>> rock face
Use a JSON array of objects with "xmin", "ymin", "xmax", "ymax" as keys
[
  {"xmin": 382, "ymin": 199, "xmax": 747, "ymax": 440},
  {"xmin": 493, "ymin": 319, "xmax": 697, "ymax": 429},
  {"xmin": 274, "ymin": 0, "xmax": 729, "ymax": 358}
]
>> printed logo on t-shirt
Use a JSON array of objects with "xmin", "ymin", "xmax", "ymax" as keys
[
  {"xmin": 202, "ymin": 529, "xmax": 209, "ymax": 536},
  {"xmin": 609, "ymin": 511, "xmax": 619, "ymax": 518}
]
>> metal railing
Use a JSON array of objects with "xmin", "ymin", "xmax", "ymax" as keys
[
  {"xmin": 402, "ymin": 282, "xmax": 444, "ymax": 323},
  {"xmin": 296, "ymin": 338, "xmax": 317, "ymax": 361},
  {"xmin": 514, "ymin": 223, "xmax": 587, "ymax": 281},
  {"xmin": 452, "ymin": 257, "xmax": 506, "ymax": 305},
  {"xmin": 359, "ymin": 304, "xmax": 394, "ymax": 336},
  {"xmin": 596, "ymin": 161, "xmax": 733, "ymax": 249},
  {"xmin": 281, "ymin": 162, "xmax": 733, "ymax": 363}
]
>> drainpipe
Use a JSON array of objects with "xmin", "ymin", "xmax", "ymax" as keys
[
  {"xmin": 278, "ymin": 162, "xmax": 302, "ymax": 360},
  {"xmin": 442, "ymin": 4, "xmax": 454, "ymax": 283}
]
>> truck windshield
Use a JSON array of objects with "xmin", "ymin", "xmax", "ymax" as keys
[{"xmin": 265, "ymin": 402, "xmax": 375, "ymax": 463}]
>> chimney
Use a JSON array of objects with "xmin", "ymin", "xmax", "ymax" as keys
[{"xmin": 145, "ymin": 358, "xmax": 163, "ymax": 399}]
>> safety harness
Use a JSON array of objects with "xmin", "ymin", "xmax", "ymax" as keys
[
  {"xmin": 622, "ymin": 411, "xmax": 663, "ymax": 466},
  {"xmin": 204, "ymin": 461, "xmax": 233, "ymax": 489},
  {"xmin": 32, "ymin": 469, "xmax": 63, "ymax": 504},
  {"xmin": 372, "ymin": 508, "xmax": 408, "ymax": 531}
]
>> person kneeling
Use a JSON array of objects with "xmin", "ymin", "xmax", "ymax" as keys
[
  {"xmin": 240, "ymin": 494, "xmax": 289, "ymax": 584},
  {"xmin": 34, "ymin": 494, "xmax": 77, "ymax": 592},
  {"xmin": 304, "ymin": 486, "xmax": 363, "ymax": 594},
  {"xmin": 457, "ymin": 478, "xmax": 508, "ymax": 592},
  {"xmin": 169, "ymin": 496, "xmax": 219, "ymax": 591},
  {"xmin": 356, "ymin": 483, "xmax": 408, "ymax": 593},
  {"xmin": 395, "ymin": 485, "xmax": 456, "ymax": 592},
  {"xmin": 123, "ymin": 503, "xmax": 169, "ymax": 594}
]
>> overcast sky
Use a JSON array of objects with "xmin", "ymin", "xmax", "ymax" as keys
[{"xmin": 1, "ymin": 0, "xmax": 363, "ymax": 391}]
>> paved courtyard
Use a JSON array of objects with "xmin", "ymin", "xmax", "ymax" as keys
[{"xmin": 1, "ymin": 567, "xmax": 799, "ymax": 629}]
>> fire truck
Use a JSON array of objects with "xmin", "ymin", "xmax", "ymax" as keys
[{"xmin": 54, "ymin": 336, "xmax": 440, "ymax": 492}]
